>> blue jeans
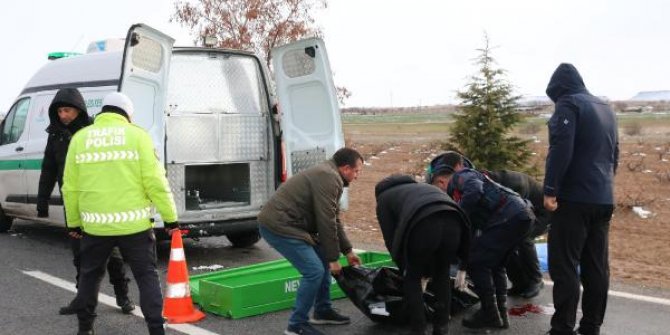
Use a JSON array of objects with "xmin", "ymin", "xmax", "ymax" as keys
[{"xmin": 259, "ymin": 225, "xmax": 333, "ymax": 326}]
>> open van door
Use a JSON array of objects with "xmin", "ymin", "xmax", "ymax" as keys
[
  {"xmin": 272, "ymin": 37, "xmax": 346, "ymax": 178},
  {"xmin": 118, "ymin": 24, "xmax": 175, "ymax": 158}
]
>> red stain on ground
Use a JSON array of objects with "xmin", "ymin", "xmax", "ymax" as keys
[{"xmin": 509, "ymin": 304, "xmax": 544, "ymax": 317}]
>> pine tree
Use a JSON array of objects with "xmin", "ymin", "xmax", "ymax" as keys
[{"xmin": 448, "ymin": 35, "xmax": 533, "ymax": 172}]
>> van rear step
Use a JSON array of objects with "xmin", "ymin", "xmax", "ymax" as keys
[{"xmin": 185, "ymin": 163, "xmax": 250, "ymax": 211}]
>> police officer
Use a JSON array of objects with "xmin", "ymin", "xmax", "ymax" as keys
[
  {"xmin": 428, "ymin": 153, "xmax": 534, "ymax": 330},
  {"xmin": 36, "ymin": 88, "xmax": 134, "ymax": 315},
  {"xmin": 62, "ymin": 92, "xmax": 179, "ymax": 335}
]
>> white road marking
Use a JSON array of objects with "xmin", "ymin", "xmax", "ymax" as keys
[
  {"xmin": 543, "ymin": 279, "xmax": 670, "ymax": 306},
  {"xmin": 22, "ymin": 270, "xmax": 219, "ymax": 335}
]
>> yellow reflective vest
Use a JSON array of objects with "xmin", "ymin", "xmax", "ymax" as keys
[{"xmin": 62, "ymin": 112, "xmax": 178, "ymax": 236}]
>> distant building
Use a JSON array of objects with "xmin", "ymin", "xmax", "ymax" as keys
[
  {"xmin": 623, "ymin": 106, "xmax": 654, "ymax": 113},
  {"xmin": 517, "ymin": 96, "xmax": 553, "ymax": 115},
  {"xmin": 630, "ymin": 90, "xmax": 670, "ymax": 101}
]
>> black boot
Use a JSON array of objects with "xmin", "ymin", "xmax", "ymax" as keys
[
  {"xmin": 114, "ymin": 280, "xmax": 135, "ymax": 314},
  {"xmin": 148, "ymin": 325, "xmax": 166, "ymax": 335},
  {"xmin": 59, "ymin": 302, "xmax": 77, "ymax": 315},
  {"xmin": 497, "ymin": 295, "xmax": 509, "ymax": 329},
  {"xmin": 462, "ymin": 295, "xmax": 503, "ymax": 329},
  {"xmin": 432, "ymin": 302, "xmax": 449, "ymax": 335},
  {"xmin": 77, "ymin": 318, "xmax": 95, "ymax": 335}
]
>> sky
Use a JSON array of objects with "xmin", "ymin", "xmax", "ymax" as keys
[{"xmin": 1, "ymin": 0, "xmax": 668, "ymax": 110}]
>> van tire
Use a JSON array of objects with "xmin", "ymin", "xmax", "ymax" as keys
[
  {"xmin": 227, "ymin": 229, "xmax": 261, "ymax": 248},
  {"xmin": 0, "ymin": 206, "xmax": 13, "ymax": 233}
]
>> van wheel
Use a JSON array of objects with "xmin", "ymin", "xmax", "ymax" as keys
[
  {"xmin": 227, "ymin": 229, "xmax": 261, "ymax": 248},
  {"xmin": 0, "ymin": 206, "xmax": 13, "ymax": 233}
]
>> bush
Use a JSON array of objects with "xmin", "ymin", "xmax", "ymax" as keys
[{"xmin": 624, "ymin": 122, "xmax": 642, "ymax": 136}]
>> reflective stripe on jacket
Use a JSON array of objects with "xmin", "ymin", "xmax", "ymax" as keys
[{"xmin": 62, "ymin": 112, "xmax": 178, "ymax": 236}]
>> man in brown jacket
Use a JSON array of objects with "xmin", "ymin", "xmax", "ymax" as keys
[{"xmin": 258, "ymin": 147, "xmax": 364, "ymax": 335}]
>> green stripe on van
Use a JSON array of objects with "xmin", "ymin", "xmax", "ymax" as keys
[{"xmin": 0, "ymin": 159, "xmax": 43, "ymax": 170}]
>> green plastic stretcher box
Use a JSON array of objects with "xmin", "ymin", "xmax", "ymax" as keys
[{"xmin": 189, "ymin": 251, "xmax": 394, "ymax": 319}]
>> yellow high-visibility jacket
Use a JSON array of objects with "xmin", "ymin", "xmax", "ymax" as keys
[{"xmin": 62, "ymin": 112, "xmax": 177, "ymax": 236}]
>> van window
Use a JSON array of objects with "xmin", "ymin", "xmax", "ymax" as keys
[
  {"xmin": 0, "ymin": 98, "xmax": 30, "ymax": 145},
  {"xmin": 167, "ymin": 53, "xmax": 267, "ymax": 115}
]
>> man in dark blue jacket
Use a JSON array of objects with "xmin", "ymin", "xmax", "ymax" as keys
[
  {"xmin": 432, "ymin": 152, "xmax": 548, "ymax": 299},
  {"xmin": 485, "ymin": 170, "xmax": 547, "ymax": 299},
  {"xmin": 428, "ymin": 154, "xmax": 534, "ymax": 330},
  {"xmin": 543, "ymin": 63, "xmax": 618, "ymax": 335}
]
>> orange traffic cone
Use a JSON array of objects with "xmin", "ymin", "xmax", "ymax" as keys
[{"xmin": 163, "ymin": 230, "xmax": 206, "ymax": 323}]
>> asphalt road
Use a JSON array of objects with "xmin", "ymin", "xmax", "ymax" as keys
[{"xmin": 1, "ymin": 219, "xmax": 669, "ymax": 335}]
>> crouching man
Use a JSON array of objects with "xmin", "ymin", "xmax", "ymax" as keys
[
  {"xmin": 258, "ymin": 148, "xmax": 364, "ymax": 335},
  {"xmin": 375, "ymin": 174, "xmax": 471, "ymax": 335},
  {"xmin": 427, "ymin": 153, "xmax": 534, "ymax": 330}
]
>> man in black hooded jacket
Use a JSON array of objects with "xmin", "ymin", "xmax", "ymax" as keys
[
  {"xmin": 544, "ymin": 63, "xmax": 618, "ymax": 335},
  {"xmin": 375, "ymin": 174, "xmax": 470, "ymax": 335},
  {"xmin": 37, "ymin": 88, "xmax": 135, "ymax": 315}
]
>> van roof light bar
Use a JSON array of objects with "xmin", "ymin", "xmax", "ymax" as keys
[{"xmin": 48, "ymin": 52, "xmax": 82, "ymax": 60}]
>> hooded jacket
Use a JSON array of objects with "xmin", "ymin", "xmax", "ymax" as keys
[
  {"xmin": 375, "ymin": 174, "xmax": 471, "ymax": 270},
  {"xmin": 544, "ymin": 63, "xmax": 619, "ymax": 205},
  {"xmin": 37, "ymin": 88, "xmax": 92, "ymax": 215}
]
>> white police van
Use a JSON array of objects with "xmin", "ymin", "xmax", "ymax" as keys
[{"xmin": 0, "ymin": 24, "xmax": 345, "ymax": 246}]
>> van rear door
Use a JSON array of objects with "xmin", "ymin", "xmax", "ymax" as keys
[
  {"xmin": 271, "ymin": 38, "xmax": 347, "ymax": 204},
  {"xmin": 118, "ymin": 24, "xmax": 175, "ymax": 158}
]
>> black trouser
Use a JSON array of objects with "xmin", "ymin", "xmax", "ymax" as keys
[
  {"xmin": 548, "ymin": 202, "xmax": 613, "ymax": 335},
  {"xmin": 506, "ymin": 216, "xmax": 548, "ymax": 290},
  {"xmin": 469, "ymin": 212, "xmax": 533, "ymax": 298},
  {"xmin": 71, "ymin": 238, "xmax": 128, "ymax": 289},
  {"xmin": 73, "ymin": 230, "xmax": 164, "ymax": 329},
  {"xmin": 505, "ymin": 235, "xmax": 543, "ymax": 290},
  {"xmin": 403, "ymin": 212, "xmax": 462, "ymax": 332}
]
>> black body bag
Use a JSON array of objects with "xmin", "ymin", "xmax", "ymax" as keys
[{"xmin": 336, "ymin": 266, "xmax": 479, "ymax": 324}]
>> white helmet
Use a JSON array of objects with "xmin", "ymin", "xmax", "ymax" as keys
[{"xmin": 102, "ymin": 92, "xmax": 134, "ymax": 117}]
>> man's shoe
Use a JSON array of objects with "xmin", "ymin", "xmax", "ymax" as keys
[
  {"xmin": 115, "ymin": 294, "xmax": 135, "ymax": 314},
  {"xmin": 520, "ymin": 280, "xmax": 545, "ymax": 299},
  {"xmin": 148, "ymin": 325, "xmax": 166, "ymax": 335},
  {"xmin": 309, "ymin": 308, "xmax": 351, "ymax": 325},
  {"xmin": 119, "ymin": 299, "xmax": 136, "ymax": 314},
  {"xmin": 77, "ymin": 331, "xmax": 94, "ymax": 335},
  {"xmin": 507, "ymin": 285, "xmax": 524, "ymax": 297},
  {"xmin": 284, "ymin": 323, "xmax": 325, "ymax": 335},
  {"xmin": 462, "ymin": 295, "xmax": 503, "ymax": 329},
  {"xmin": 59, "ymin": 304, "xmax": 77, "ymax": 315}
]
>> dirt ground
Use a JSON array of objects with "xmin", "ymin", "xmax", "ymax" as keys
[{"xmin": 340, "ymin": 122, "xmax": 670, "ymax": 290}]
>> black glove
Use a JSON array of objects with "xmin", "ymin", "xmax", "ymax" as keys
[
  {"xmin": 37, "ymin": 203, "xmax": 49, "ymax": 217},
  {"xmin": 164, "ymin": 221, "xmax": 180, "ymax": 231}
]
